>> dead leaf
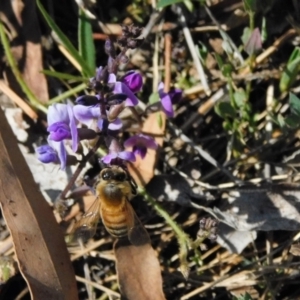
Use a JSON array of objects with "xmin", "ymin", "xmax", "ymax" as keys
[
  {"xmin": 217, "ymin": 223, "xmax": 257, "ymax": 254},
  {"xmin": 127, "ymin": 113, "xmax": 165, "ymax": 186},
  {"xmin": 0, "ymin": 107, "xmax": 78, "ymax": 300},
  {"xmin": 214, "ymin": 184, "xmax": 300, "ymax": 231},
  {"xmin": 114, "ymin": 238, "xmax": 166, "ymax": 300}
]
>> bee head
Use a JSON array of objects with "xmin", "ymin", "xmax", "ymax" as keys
[
  {"xmin": 101, "ymin": 167, "xmax": 127, "ymax": 182},
  {"xmin": 99, "ymin": 166, "xmax": 137, "ymax": 196}
]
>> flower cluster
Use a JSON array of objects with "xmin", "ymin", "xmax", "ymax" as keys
[{"xmin": 36, "ymin": 24, "xmax": 183, "ymax": 170}]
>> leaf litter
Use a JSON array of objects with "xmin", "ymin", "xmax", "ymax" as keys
[{"xmin": 1, "ymin": 0, "xmax": 300, "ymax": 299}]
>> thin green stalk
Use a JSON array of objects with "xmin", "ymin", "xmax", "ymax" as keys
[
  {"xmin": 249, "ymin": 11, "xmax": 255, "ymax": 31},
  {"xmin": 138, "ymin": 186, "xmax": 200, "ymax": 277},
  {"xmin": 138, "ymin": 187, "xmax": 190, "ymax": 241},
  {"xmin": 47, "ymin": 83, "xmax": 87, "ymax": 105},
  {"xmin": 0, "ymin": 21, "xmax": 47, "ymax": 114}
]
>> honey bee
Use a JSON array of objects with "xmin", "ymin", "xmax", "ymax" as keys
[{"xmin": 73, "ymin": 166, "xmax": 150, "ymax": 246}]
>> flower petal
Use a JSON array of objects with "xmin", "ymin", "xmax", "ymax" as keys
[
  {"xmin": 108, "ymin": 118, "xmax": 122, "ymax": 131},
  {"xmin": 48, "ymin": 139, "xmax": 67, "ymax": 170},
  {"xmin": 123, "ymin": 135, "xmax": 138, "ymax": 147},
  {"xmin": 48, "ymin": 104, "xmax": 69, "ymax": 125},
  {"xmin": 122, "ymin": 71, "xmax": 143, "ymax": 93},
  {"xmin": 161, "ymin": 94, "xmax": 174, "ymax": 117},
  {"xmin": 118, "ymin": 151, "xmax": 136, "ymax": 162},
  {"xmin": 114, "ymin": 82, "xmax": 139, "ymax": 106},
  {"xmin": 158, "ymin": 82, "xmax": 165, "ymax": 96},
  {"xmin": 36, "ymin": 145, "xmax": 58, "ymax": 164},
  {"xmin": 48, "ymin": 122, "xmax": 71, "ymax": 141},
  {"xmin": 73, "ymin": 105, "xmax": 101, "ymax": 127},
  {"xmin": 133, "ymin": 146, "xmax": 147, "ymax": 159},
  {"xmin": 102, "ymin": 152, "xmax": 118, "ymax": 164},
  {"xmin": 68, "ymin": 104, "xmax": 78, "ymax": 152}
]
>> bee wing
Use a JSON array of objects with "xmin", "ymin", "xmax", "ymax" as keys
[
  {"xmin": 125, "ymin": 200, "xmax": 150, "ymax": 246},
  {"xmin": 72, "ymin": 197, "xmax": 101, "ymax": 242}
]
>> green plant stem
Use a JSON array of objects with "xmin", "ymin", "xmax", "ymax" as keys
[
  {"xmin": 138, "ymin": 186, "xmax": 198, "ymax": 276},
  {"xmin": 249, "ymin": 11, "xmax": 255, "ymax": 31},
  {"xmin": 0, "ymin": 21, "xmax": 47, "ymax": 114},
  {"xmin": 47, "ymin": 83, "xmax": 87, "ymax": 105},
  {"xmin": 138, "ymin": 187, "xmax": 190, "ymax": 241}
]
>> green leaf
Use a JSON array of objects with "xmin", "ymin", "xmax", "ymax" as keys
[
  {"xmin": 233, "ymin": 89, "xmax": 247, "ymax": 108},
  {"xmin": 277, "ymin": 114, "xmax": 286, "ymax": 128},
  {"xmin": 149, "ymin": 92, "xmax": 160, "ymax": 104},
  {"xmin": 289, "ymin": 93, "xmax": 300, "ymax": 116},
  {"xmin": 78, "ymin": 8, "xmax": 96, "ymax": 73},
  {"xmin": 36, "ymin": 0, "xmax": 94, "ymax": 77},
  {"xmin": 214, "ymin": 53, "xmax": 224, "ymax": 70},
  {"xmin": 42, "ymin": 70, "xmax": 87, "ymax": 81},
  {"xmin": 285, "ymin": 114, "xmax": 300, "ymax": 128},
  {"xmin": 221, "ymin": 64, "xmax": 233, "ymax": 78},
  {"xmin": 215, "ymin": 102, "xmax": 236, "ymax": 119},
  {"xmin": 197, "ymin": 42, "xmax": 208, "ymax": 64},
  {"xmin": 157, "ymin": 0, "xmax": 184, "ymax": 8},
  {"xmin": 157, "ymin": 112, "xmax": 163, "ymax": 128},
  {"xmin": 241, "ymin": 27, "xmax": 252, "ymax": 46},
  {"xmin": 279, "ymin": 47, "xmax": 300, "ymax": 92}
]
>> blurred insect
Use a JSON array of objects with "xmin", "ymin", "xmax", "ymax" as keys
[{"xmin": 73, "ymin": 166, "xmax": 150, "ymax": 246}]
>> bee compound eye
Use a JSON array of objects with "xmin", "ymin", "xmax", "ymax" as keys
[
  {"xmin": 115, "ymin": 172, "xmax": 126, "ymax": 181},
  {"xmin": 102, "ymin": 170, "xmax": 113, "ymax": 180}
]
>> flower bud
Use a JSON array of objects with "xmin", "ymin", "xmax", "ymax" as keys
[
  {"xmin": 104, "ymin": 39, "xmax": 114, "ymax": 56},
  {"xmin": 36, "ymin": 145, "xmax": 58, "ymax": 164},
  {"xmin": 131, "ymin": 26, "xmax": 143, "ymax": 37},
  {"xmin": 122, "ymin": 71, "xmax": 143, "ymax": 93},
  {"xmin": 107, "ymin": 102, "xmax": 126, "ymax": 122}
]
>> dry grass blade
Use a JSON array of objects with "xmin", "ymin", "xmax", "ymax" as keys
[
  {"xmin": 114, "ymin": 238, "xmax": 166, "ymax": 300},
  {"xmin": 0, "ymin": 108, "xmax": 78, "ymax": 300},
  {"xmin": 0, "ymin": 80, "xmax": 38, "ymax": 120}
]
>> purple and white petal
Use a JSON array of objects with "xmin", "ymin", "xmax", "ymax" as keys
[
  {"xmin": 118, "ymin": 151, "xmax": 136, "ymax": 162},
  {"xmin": 67, "ymin": 104, "xmax": 78, "ymax": 152},
  {"xmin": 48, "ymin": 104, "xmax": 69, "ymax": 125},
  {"xmin": 108, "ymin": 118, "xmax": 122, "ymax": 131}
]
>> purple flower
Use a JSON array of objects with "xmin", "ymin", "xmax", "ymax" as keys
[
  {"xmin": 124, "ymin": 134, "xmax": 158, "ymax": 159},
  {"xmin": 109, "ymin": 73, "xmax": 139, "ymax": 106},
  {"xmin": 98, "ymin": 118, "xmax": 123, "ymax": 131},
  {"xmin": 102, "ymin": 150, "xmax": 136, "ymax": 164},
  {"xmin": 47, "ymin": 104, "xmax": 78, "ymax": 152},
  {"xmin": 36, "ymin": 141, "xmax": 77, "ymax": 170},
  {"xmin": 76, "ymin": 95, "xmax": 100, "ymax": 106},
  {"xmin": 36, "ymin": 139, "xmax": 67, "ymax": 169},
  {"xmin": 48, "ymin": 139, "xmax": 67, "ymax": 169},
  {"xmin": 121, "ymin": 71, "xmax": 143, "ymax": 93},
  {"xmin": 158, "ymin": 82, "xmax": 183, "ymax": 117},
  {"xmin": 73, "ymin": 104, "xmax": 101, "ymax": 128},
  {"xmin": 73, "ymin": 104, "xmax": 122, "ymax": 131},
  {"xmin": 36, "ymin": 145, "xmax": 58, "ymax": 164}
]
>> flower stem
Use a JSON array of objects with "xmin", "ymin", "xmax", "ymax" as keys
[
  {"xmin": 60, "ymin": 136, "xmax": 103, "ymax": 200},
  {"xmin": 138, "ymin": 186, "xmax": 195, "ymax": 277}
]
